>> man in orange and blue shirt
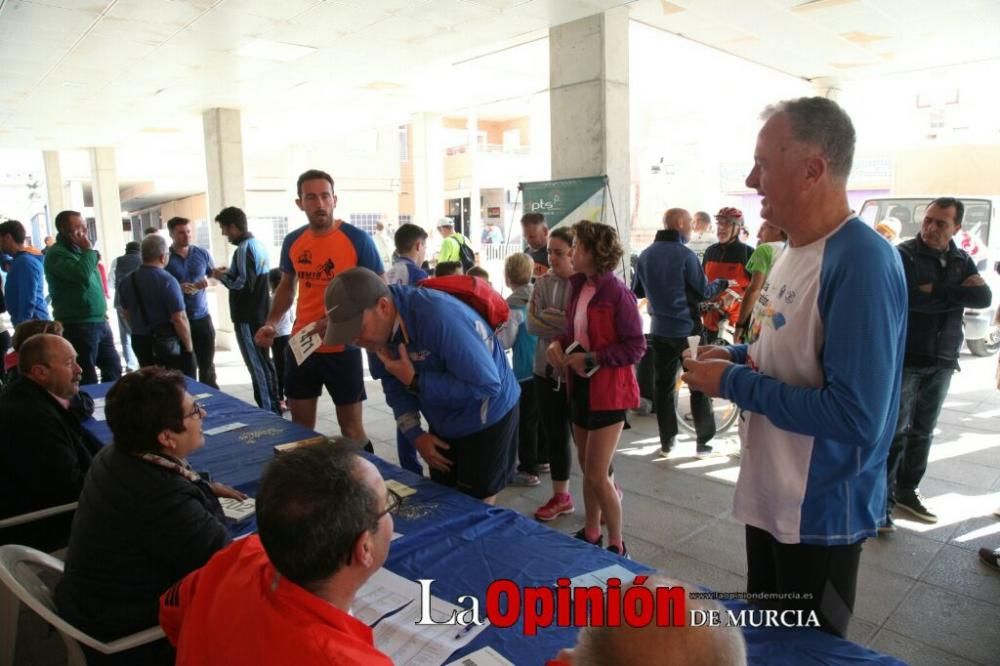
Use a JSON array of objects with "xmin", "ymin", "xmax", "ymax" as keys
[{"xmin": 255, "ymin": 170, "xmax": 383, "ymax": 445}]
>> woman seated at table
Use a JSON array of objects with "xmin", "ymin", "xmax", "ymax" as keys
[{"xmin": 55, "ymin": 367, "xmax": 245, "ymax": 664}]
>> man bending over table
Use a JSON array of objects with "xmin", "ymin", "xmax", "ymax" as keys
[
  {"xmin": 160, "ymin": 442, "xmax": 395, "ymax": 664},
  {"xmin": 323, "ymin": 267, "xmax": 520, "ymax": 504}
]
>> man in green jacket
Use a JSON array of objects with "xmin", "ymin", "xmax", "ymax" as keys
[{"xmin": 44, "ymin": 210, "xmax": 122, "ymax": 384}]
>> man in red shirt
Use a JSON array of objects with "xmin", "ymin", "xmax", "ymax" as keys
[{"xmin": 160, "ymin": 443, "xmax": 396, "ymax": 665}]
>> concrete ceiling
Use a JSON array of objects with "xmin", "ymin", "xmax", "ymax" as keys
[
  {"xmin": 631, "ymin": 0, "xmax": 1000, "ymax": 81},
  {"xmin": 1, "ymin": 0, "xmax": 998, "ymax": 179}
]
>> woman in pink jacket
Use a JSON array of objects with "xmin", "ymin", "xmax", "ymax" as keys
[{"xmin": 546, "ymin": 220, "xmax": 645, "ymax": 557}]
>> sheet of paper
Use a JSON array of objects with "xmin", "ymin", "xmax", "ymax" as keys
[
  {"xmin": 445, "ymin": 647, "xmax": 514, "ymax": 666},
  {"xmin": 218, "ymin": 497, "xmax": 256, "ymax": 522},
  {"xmin": 93, "ymin": 397, "xmax": 105, "ymax": 407},
  {"xmin": 290, "ymin": 322, "xmax": 323, "ymax": 365},
  {"xmin": 386, "ymin": 479, "xmax": 417, "ymax": 498},
  {"xmin": 203, "ymin": 421, "xmax": 247, "ymax": 436},
  {"xmin": 92, "ymin": 407, "xmax": 106, "ymax": 422},
  {"xmin": 193, "ymin": 392, "xmax": 213, "ymax": 399},
  {"xmin": 392, "ymin": 532, "xmax": 404, "ymax": 541},
  {"xmin": 569, "ymin": 564, "xmax": 636, "ymax": 590},
  {"xmin": 355, "ymin": 568, "xmax": 489, "ymax": 665},
  {"xmin": 353, "ymin": 568, "xmax": 421, "ymax": 626}
]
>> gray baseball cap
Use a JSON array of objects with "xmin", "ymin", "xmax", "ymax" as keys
[{"xmin": 323, "ymin": 267, "xmax": 390, "ymax": 346}]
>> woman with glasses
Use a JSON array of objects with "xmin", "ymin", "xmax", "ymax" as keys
[
  {"xmin": 56, "ymin": 367, "xmax": 244, "ymax": 665},
  {"xmin": 526, "ymin": 226, "xmax": 578, "ymax": 521}
]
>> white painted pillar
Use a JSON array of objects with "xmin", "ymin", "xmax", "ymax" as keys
[
  {"xmin": 466, "ymin": 109, "xmax": 482, "ymax": 249},
  {"xmin": 411, "ymin": 112, "xmax": 445, "ymax": 231},
  {"xmin": 88, "ymin": 147, "xmax": 126, "ymax": 264},
  {"xmin": 202, "ymin": 107, "xmax": 246, "ymax": 350},
  {"xmin": 42, "ymin": 150, "xmax": 65, "ymax": 235},
  {"xmin": 549, "ymin": 8, "xmax": 631, "ymax": 265}
]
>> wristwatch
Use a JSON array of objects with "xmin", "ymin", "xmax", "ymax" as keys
[
  {"xmin": 584, "ymin": 353, "xmax": 597, "ymax": 372},
  {"xmin": 407, "ymin": 372, "xmax": 420, "ymax": 395}
]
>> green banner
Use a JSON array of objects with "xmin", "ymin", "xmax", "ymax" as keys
[{"xmin": 519, "ymin": 176, "xmax": 606, "ymax": 229}]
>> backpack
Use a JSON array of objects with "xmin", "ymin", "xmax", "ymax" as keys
[
  {"xmin": 418, "ymin": 275, "xmax": 510, "ymax": 331},
  {"xmin": 455, "ymin": 234, "xmax": 476, "ymax": 272}
]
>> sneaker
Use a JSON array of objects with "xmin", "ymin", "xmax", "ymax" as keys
[
  {"xmin": 661, "ymin": 437, "xmax": 676, "ymax": 454},
  {"xmin": 632, "ymin": 398, "xmax": 653, "ymax": 416},
  {"xmin": 535, "ymin": 494, "xmax": 575, "ymax": 521},
  {"xmin": 878, "ymin": 512, "xmax": 896, "ymax": 534},
  {"xmin": 510, "ymin": 471, "xmax": 541, "ymax": 487},
  {"xmin": 696, "ymin": 442, "xmax": 713, "ymax": 457},
  {"xmin": 536, "ymin": 463, "xmax": 551, "ymax": 474},
  {"xmin": 978, "ymin": 547, "xmax": 1000, "ymax": 571},
  {"xmin": 573, "ymin": 528, "xmax": 603, "ymax": 547},
  {"xmin": 895, "ymin": 490, "xmax": 938, "ymax": 523},
  {"xmin": 607, "ymin": 542, "xmax": 630, "ymax": 559}
]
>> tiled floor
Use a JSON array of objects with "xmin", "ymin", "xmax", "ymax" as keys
[{"xmin": 13, "ymin": 347, "xmax": 1000, "ymax": 665}]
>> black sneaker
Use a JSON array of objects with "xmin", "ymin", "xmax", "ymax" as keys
[
  {"xmin": 607, "ymin": 542, "xmax": 630, "ymax": 559},
  {"xmin": 696, "ymin": 442, "xmax": 713, "ymax": 457},
  {"xmin": 878, "ymin": 512, "xmax": 896, "ymax": 534},
  {"xmin": 896, "ymin": 490, "xmax": 938, "ymax": 523},
  {"xmin": 978, "ymin": 547, "xmax": 1000, "ymax": 572},
  {"xmin": 661, "ymin": 437, "xmax": 676, "ymax": 454},
  {"xmin": 573, "ymin": 528, "xmax": 603, "ymax": 547}
]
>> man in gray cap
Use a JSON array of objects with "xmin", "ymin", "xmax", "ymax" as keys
[{"xmin": 324, "ymin": 267, "xmax": 520, "ymax": 503}]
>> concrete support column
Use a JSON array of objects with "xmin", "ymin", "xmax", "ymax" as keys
[
  {"xmin": 411, "ymin": 112, "xmax": 445, "ymax": 230},
  {"xmin": 549, "ymin": 8, "xmax": 631, "ymax": 266},
  {"xmin": 811, "ymin": 76, "xmax": 842, "ymax": 100},
  {"xmin": 42, "ymin": 150, "xmax": 65, "ymax": 234},
  {"xmin": 466, "ymin": 109, "xmax": 482, "ymax": 249},
  {"xmin": 88, "ymin": 147, "xmax": 126, "ymax": 264},
  {"xmin": 202, "ymin": 107, "xmax": 246, "ymax": 350}
]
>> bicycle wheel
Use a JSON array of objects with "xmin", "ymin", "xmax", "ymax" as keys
[{"xmin": 674, "ymin": 367, "xmax": 740, "ymax": 435}]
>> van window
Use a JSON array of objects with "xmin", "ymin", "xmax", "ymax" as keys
[{"xmin": 864, "ymin": 198, "xmax": 991, "ymax": 248}]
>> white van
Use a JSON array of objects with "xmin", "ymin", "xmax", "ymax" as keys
[{"xmin": 859, "ymin": 196, "xmax": 999, "ymax": 356}]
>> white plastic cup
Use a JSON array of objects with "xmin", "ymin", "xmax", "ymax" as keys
[{"xmin": 687, "ymin": 335, "xmax": 700, "ymax": 361}]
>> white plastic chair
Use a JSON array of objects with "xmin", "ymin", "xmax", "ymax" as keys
[
  {"xmin": 0, "ymin": 502, "xmax": 78, "ymax": 530},
  {"xmin": 0, "ymin": 544, "xmax": 165, "ymax": 666}
]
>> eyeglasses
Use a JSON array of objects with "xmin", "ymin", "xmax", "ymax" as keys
[
  {"xmin": 346, "ymin": 487, "xmax": 403, "ymax": 565},
  {"xmin": 183, "ymin": 402, "xmax": 206, "ymax": 420},
  {"xmin": 376, "ymin": 488, "xmax": 403, "ymax": 522}
]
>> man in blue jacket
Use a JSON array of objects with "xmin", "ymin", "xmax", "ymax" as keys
[
  {"xmin": 633, "ymin": 208, "xmax": 728, "ymax": 455},
  {"xmin": 682, "ymin": 97, "xmax": 907, "ymax": 638},
  {"xmin": 323, "ymin": 267, "xmax": 520, "ymax": 503},
  {"xmin": 0, "ymin": 219, "xmax": 50, "ymax": 325}
]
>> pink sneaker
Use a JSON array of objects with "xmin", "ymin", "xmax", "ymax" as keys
[{"xmin": 534, "ymin": 494, "xmax": 575, "ymax": 521}]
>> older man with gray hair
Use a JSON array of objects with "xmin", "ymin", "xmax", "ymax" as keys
[
  {"xmin": 117, "ymin": 234, "xmax": 195, "ymax": 376},
  {"xmin": 682, "ymin": 97, "xmax": 907, "ymax": 638},
  {"xmin": 552, "ymin": 575, "xmax": 747, "ymax": 665}
]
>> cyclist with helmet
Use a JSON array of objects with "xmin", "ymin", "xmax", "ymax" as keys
[{"xmin": 701, "ymin": 207, "xmax": 753, "ymax": 342}]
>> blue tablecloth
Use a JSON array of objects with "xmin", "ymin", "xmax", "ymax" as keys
[{"xmin": 81, "ymin": 380, "xmax": 903, "ymax": 666}]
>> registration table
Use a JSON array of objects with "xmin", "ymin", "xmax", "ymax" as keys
[{"xmin": 82, "ymin": 380, "xmax": 903, "ymax": 665}]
